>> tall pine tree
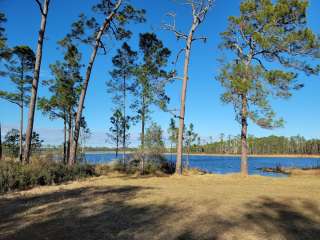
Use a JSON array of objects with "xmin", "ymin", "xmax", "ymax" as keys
[
  {"xmin": 0, "ymin": 46, "xmax": 35, "ymax": 161},
  {"xmin": 107, "ymin": 42, "xmax": 137, "ymax": 162},
  {"xmin": 217, "ymin": 0, "xmax": 320, "ymax": 175},
  {"xmin": 132, "ymin": 32, "xmax": 171, "ymax": 173}
]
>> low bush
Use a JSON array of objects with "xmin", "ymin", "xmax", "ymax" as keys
[
  {"xmin": 111, "ymin": 150, "xmax": 176, "ymax": 175},
  {"xmin": 0, "ymin": 160, "xmax": 97, "ymax": 193}
]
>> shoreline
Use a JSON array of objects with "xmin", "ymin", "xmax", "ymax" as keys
[
  {"xmin": 164, "ymin": 153, "xmax": 320, "ymax": 158},
  {"xmin": 85, "ymin": 151, "xmax": 320, "ymax": 159}
]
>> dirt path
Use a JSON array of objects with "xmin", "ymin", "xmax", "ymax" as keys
[{"xmin": 0, "ymin": 173, "xmax": 319, "ymax": 240}]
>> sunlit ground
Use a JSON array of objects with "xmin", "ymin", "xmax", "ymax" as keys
[{"xmin": 0, "ymin": 173, "xmax": 320, "ymax": 240}]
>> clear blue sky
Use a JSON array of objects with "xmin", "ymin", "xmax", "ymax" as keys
[{"xmin": 1, "ymin": 0, "xmax": 320, "ymax": 146}]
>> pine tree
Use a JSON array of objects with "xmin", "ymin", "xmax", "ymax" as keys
[
  {"xmin": 132, "ymin": 32, "xmax": 172, "ymax": 173},
  {"xmin": 67, "ymin": 0, "xmax": 145, "ymax": 164},
  {"xmin": 107, "ymin": 42, "xmax": 137, "ymax": 163},
  {"xmin": 38, "ymin": 41, "xmax": 82, "ymax": 164},
  {"xmin": 24, "ymin": 0, "xmax": 50, "ymax": 163},
  {"xmin": 0, "ymin": 12, "xmax": 9, "ymax": 61},
  {"xmin": 107, "ymin": 109, "xmax": 128, "ymax": 158},
  {"xmin": 184, "ymin": 123, "xmax": 198, "ymax": 169},
  {"xmin": 0, "ymin": 46, "xmax": 35, "ymax": 162},
  {"xmin": 164, "ymin": 0, "xmax": 213, "ymax": 175},
  {"xmin": 217, "ymin": 0, "xmax": 320, "ymax": 175},
  {"xmin": 167, "ymin": 118, "xmax": 178, "ymax": 161}
]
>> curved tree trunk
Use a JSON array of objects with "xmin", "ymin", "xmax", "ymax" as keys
[
  {"xmin": 23, "ymin": 0, "xmax": 50, "ymax": 164},
  {"xmin": 240, "ymin": 94, "xmax": 248, "ymax": 176},
  {"xmin": 69, "ymin": 0, "xmax": 122, "ymax": 165}
]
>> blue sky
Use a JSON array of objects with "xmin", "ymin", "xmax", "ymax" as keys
[{"xmin": 1, "ymin": 0, "xmax": 320, "ymax": 146}]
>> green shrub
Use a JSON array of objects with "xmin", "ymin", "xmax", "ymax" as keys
[
  {"xmin": 0, "ymin": 160, "xmax": 98, "ymax": 193},
  {"xmin": 111, "ymin": 151, "xmax": 176, "ymax": 175}
]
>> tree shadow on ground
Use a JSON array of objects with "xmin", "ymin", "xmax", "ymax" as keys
[
  {"xmin": 174, "ymin": 197, "xmax": 320, "ymax": 240},
  {"xmin": 0, "ymin": 185, "xmax": 319, "ymax": 240}
]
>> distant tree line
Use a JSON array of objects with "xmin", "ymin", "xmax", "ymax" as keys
[{"xmin": 186, "ymin": 135, "xmax": 320, "ymax": 155}]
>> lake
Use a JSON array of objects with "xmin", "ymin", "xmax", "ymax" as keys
[{"xmin": 84, "ymin": 152, "xmax": 320, "ymax": 177}]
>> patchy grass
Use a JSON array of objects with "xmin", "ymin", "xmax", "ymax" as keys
[{"xmin": 0, "ymin": 173, "xmax": 320, "ymax": 240}]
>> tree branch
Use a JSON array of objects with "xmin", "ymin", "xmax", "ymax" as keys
[
  {"xmin": 162, "ymin": 12, "xmax": 188, "ymax": 40},
  {"xmin": 35, "ymin": 0, "xmax": 45, "ymax": 15}
]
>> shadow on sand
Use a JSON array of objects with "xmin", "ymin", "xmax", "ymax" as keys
[{"xmin": 0, "ymin": 185, "xmax": 319, "ymax": 240}]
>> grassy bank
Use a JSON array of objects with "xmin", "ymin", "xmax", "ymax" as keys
[{"xmin": 0, "ymin": 173, "xmax": 319, "ymax": 240}]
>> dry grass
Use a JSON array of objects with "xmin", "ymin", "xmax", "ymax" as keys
[{"xmin": 0, "ymin": 173, "xmax": 320, "ymax": 240}]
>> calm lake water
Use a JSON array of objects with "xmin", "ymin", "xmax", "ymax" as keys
[{"xmin": 85, "ymin": 152, "xmax": 320, "ymax": 177}]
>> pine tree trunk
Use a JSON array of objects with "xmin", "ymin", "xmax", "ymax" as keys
[
  {"xmin": 19, "ymin": 104, "xmax": 23, "ymax": 163},
  {"xmin": 67, "ymin": 112, "xmax": 73, "ymax": 166},
  {"xmin": 122, "ymin": 76, "xmax": 126, "ymax": 166},
  {"xmin": 140, "ymin": 101, "xmax": 145, "ymax": 174},
  {"xmin": 176, "ymin": 27, "xmax": 195, "ymax": 175},
  {"xmin": 23, "ymin": 0, "xmax": 50, "ymax": 164},
  {"xmin": 0, "ymin": 123, "xmax": 2, "ymax": 161},
  {"xmin": 69, "ymin": 0, "xmax": 122, "ymax": 165},
  {"xmin": 63, "ymin": 117, "xmax": 67, "ymax": 164},
  {"xmin": 241, "ymin": 94, "xmax": 248, "ymax": 176},
  {"xmin": 116, "ymin": 131, "xmax": 119, "ymax": 158}
]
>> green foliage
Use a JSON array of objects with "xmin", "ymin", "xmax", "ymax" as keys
[
  {"xmin": 184, "ymin": 123, "xmax": 198, "ymax": 150},
  {"xmin": 66, "ymin": 0, "xmax": 145, "ymax": 46},
  {"xmin": 38, "ymin": 40, "xmax": 82, "ymax": 121},
  {"xmin": 3, "ymin": 129, "xmax": 44, "ymax": 158},
  {"xmin": 218, "ymin": 0, "xmax": 320, "ymax": 130},
  {"xmin": 168, "ymin": 118, "xmax": 178, "ymax": 147},
  {"xmin": 122, "ymin": 151, "xmax": 174, "ymax": 175},
  {"xmin": 0, "ymin": 160, "xmax": 97, "ymax": 193},
  {"xmin": 3, "ymin": 129, "xmax": 20, "ymax": 158},
  {"xmin": 107, "ymin": 109, "xmax": 129, "ymax": 154},
  {"xmin": 197, "ymin": 134, "xmax": 320, "ymax": 155},
  {"xmin": 132, "ymin": 32, "xmax": 172, "ymax": 123},
  {"xmin": 0, "ymin": 45, "xmax": 35, "ymax": 107},
  {"xmin": 0, "ymin": 12, "xmax": 9, "ymax": 60},
  {"xmin": 107, "ymin": 42, "xmax": 136, "ymax": 140},
  {"xmin": 145, "ymin": 122, "xmax": 165, "ymax": 153},
  {"xmin": 107, "ymin": 42, "xmax": 137, "ymax": 107}
]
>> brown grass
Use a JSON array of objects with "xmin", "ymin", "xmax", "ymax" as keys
[{"xmin": 0, "ymin": 173, "xmax": 320, "ymax": 240}]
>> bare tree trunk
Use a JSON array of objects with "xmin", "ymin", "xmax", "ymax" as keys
[
  {"xmin": 140, "ymin": 101, "xmax": 145, "ymax": 174},
  {"xmin": 63, "ymin": 117, "xmax": 67, "ymax": 164},
  {"xmin": 122, "ymin": 76, "xmax": 126, "ymax": 166},
  {"xmin": 241, "ymin": 94, "xmax": 248, "ymax": 176},
  {"xmin": 19, "ymin": 104, "xmax": 23, "ymax": 162},
  {"xmin": 23, "ymin": 0, "xmax": 50, "ymax": 164},
  {"xmin": 69, "ymin": 0, "xmax": 122, "ymax": 165},
  {"xmin": 19, "ymin": 65, "xmax": 24, "ymax": 163},
  {"xmin": 176, "ymin": 28, "xmax": 194, "ymax": 175},
  {"xmin": 116, "ymin": 132, "xmax": 119, "ymax": 158}
]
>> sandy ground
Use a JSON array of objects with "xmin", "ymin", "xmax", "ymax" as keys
[{"xmin": 0, "ymin": 173, "xmax": 320, "ymax": 240}]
